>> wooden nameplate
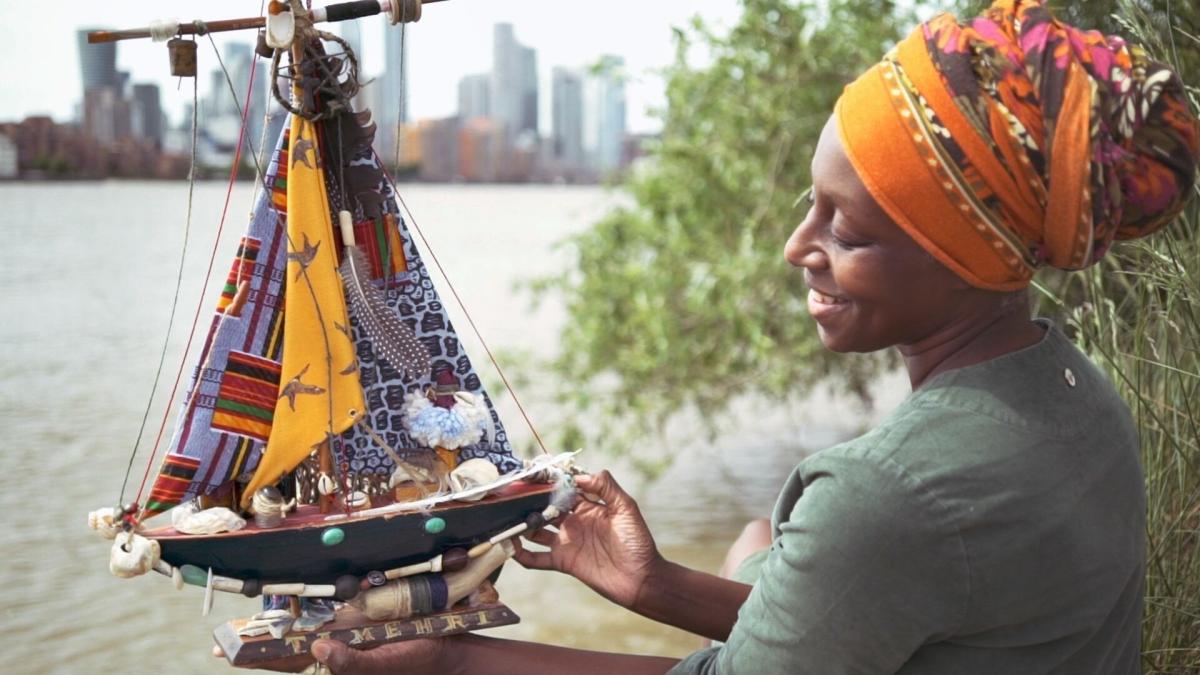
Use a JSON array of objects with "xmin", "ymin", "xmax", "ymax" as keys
[{"xmin": 214, "ymin": 602, "xmax": 519, "ymax": 670}]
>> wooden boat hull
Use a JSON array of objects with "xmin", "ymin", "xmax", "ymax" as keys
[{"xmin": 148, "ymin": 482, "xmax": 554, "ymax": 584}]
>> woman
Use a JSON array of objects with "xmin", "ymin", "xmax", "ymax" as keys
[{"xmin": 305, "ymin": 1, "xmax": 1199, "ymax": 672}]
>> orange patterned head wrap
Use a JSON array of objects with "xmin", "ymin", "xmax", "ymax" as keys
[{"xmin": 836, "ymin": 0, "xmax": 1200, "ymax": 290}]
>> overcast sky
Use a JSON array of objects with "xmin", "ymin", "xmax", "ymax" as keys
[{"xmin": 0, "ymin": 0, "xmax": 742, "ymax": 133}]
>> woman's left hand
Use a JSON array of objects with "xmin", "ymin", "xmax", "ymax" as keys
[
  {"xmin": 214, "ymin": 637, "xmax": 450, "ymax": 675},
  {"xmin": 308, "ymin": 638, "xmax": 446, "ymax": 675}
]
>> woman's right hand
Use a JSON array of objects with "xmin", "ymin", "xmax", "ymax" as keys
[{"xmin": 513, "ymin": 470, "xmax": 664, "ymax": 611}]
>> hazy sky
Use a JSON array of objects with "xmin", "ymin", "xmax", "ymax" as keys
[{"xmin": 0, "ymin": 0, "xmax": 742, "ymax": 133}]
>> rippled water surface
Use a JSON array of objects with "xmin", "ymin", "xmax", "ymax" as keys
[{"xmin": 0, "ymin": 182, "xmax": 904, "ymax": 673}]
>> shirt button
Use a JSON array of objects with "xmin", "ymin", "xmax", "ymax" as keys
[{"xmin": 1064, "ymin": 368, "xmax": 1076, "ymax": 387}]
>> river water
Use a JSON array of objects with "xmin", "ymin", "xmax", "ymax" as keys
[{"xmin": 0, "ymin": 182, "xmax": 905, "ymax": 673}]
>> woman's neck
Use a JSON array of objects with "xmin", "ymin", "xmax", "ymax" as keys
[{"xmin": 898, "ymin": 299, "xmax": 1044, "ymax": 390}]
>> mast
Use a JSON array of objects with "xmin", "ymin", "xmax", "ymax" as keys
[{"xmin": 126, "ymin": 0, "xmax": 526, "ymax": 522}]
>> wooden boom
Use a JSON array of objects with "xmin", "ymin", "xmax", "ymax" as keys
[{"xmin": 87, "ymin": 0, "xmax": 449, "ymax": 44}]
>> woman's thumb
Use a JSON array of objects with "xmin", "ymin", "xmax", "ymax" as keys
[{"xmin": 311, "ymin": 639, "xmax": 353, "ymax": 672}]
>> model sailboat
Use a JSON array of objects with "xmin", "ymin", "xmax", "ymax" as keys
[{"xmin": 85, "ymin": 1, "xmax": 578, "ymax": 668}]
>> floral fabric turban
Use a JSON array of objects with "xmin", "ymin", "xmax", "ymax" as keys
[{"xmin": 836, "ymin": 0, "xmax": 1200, "ymax": 290}]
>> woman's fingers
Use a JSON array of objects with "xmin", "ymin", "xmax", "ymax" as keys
[
  {"xmin": 512, "ymin": 536, "xmax": 556, "ymax": 570},
  {"xmin": 575, "ymin": 470, "xmax": 630, "ymax": 507},
  {"xmin": 524, "ymin": 527, "xmax": 558, "ymax": 547}
]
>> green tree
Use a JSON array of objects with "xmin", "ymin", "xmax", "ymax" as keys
[{"xmin": 538, "ymin": 0, "xmax": 913, "ymax": 470}]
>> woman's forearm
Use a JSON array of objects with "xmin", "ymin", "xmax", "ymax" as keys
[
  {"xmin": 631, "ymin": 559, "xmax": 753, "ymax": 642},
  {"xmin": 450, "ymin": 635, "xmax": 679, "ymax": 675}
]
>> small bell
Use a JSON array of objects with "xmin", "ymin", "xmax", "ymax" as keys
[{"xmin": 167, "ymin": 38, "xmax": 197, "ymax": 77}]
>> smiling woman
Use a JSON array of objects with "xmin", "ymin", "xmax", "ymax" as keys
[{"xmin": 280, "ymin": 1, "xmax": 1200, "ymax": 673}]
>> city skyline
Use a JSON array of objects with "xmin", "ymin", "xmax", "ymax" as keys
[{"xmin": 0, "ymin": 1, "xmax": 741, "ymax": 134}]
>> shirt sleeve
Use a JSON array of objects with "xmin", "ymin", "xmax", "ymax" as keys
[{"xmin": 670, "ymin": 449, "xmax": 969, "ymax": 675}]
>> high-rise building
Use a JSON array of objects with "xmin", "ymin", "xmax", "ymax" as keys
[
  {"xmin": 77, "ymin": 28, "xmax": 125, "ymax": 143},
  {"xmin": 339, "ymin": 20, "xmax": 364, "ymax": 70},
  {"xmin": 585, "ymin": 55, "xmax": 627, "ymax": 173},
  {"xmin": 491, "ymin": 24, "xmax": 537, "ymax": 138},
  {"xmin": 379, "ymin": 24, "xmax": 411, "ymax": 164},
  {"xmin": 77, "ymin": 29, "xmax": 119, "ymax": 98},
  {"xmin": 551, "ymin": 67, "xmax": 584, "ymax": 169},
  {"xmin": 458, "ymin": 73, "xmax": 491, "ymax": 121},
  {"xmin": 131, "ymin": 84, "xmax": 163, "ymax": 148},
  {"xmin": 519, "ymin": 46, "xmax": 538, "ymax": 136}
]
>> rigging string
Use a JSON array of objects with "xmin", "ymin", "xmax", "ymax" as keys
[
  {"xmin": 392, "ymin": 190, "xmax": 551, "ymax": 457},
  {"xmin": 118, "ymin": 68, "xmax": 201, "ymax": 508},
  {"xmin": 385, "ymin": 10, "xmax": 549, "ymax": 456},
  {"xmin": 132, "ymin": 35, "xmax": 263, "ymax": 513}
]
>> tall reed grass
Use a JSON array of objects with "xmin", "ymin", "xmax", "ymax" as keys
[{"xmin": 1034, "ymin": 3, "xmax": 1200, "ymax": 669}]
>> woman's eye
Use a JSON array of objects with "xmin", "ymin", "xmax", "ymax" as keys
[{"xmin": 831, "ymin": 232, "xmax": 867, "ymax": 249}]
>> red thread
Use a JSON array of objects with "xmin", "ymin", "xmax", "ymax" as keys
[{"xmin": 134, "ymin": 51, "xmax": 261, "ymax": 509}]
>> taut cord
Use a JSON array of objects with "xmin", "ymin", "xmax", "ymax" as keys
[
  {"xmin": 391, "ymin": 188, "xmax": 551, "ymax": 457},
  {"xmin": 118, "ymin": 68, "xmax": 200, "ymax": 508},
  {"xmin": 132, "ymin": 34, "xmax": 263, "ymax": 515}
]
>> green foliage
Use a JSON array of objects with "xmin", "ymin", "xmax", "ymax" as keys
[
  {"xmin": 1028, "ymin": 2, "xmax": 1200, "ymax": 669},
  {"xmin": 538, "ymin": 1, "xmax": 913, "ymax": 466}
]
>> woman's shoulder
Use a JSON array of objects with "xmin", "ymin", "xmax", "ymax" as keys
[{"xmin": 912, "ymin": 320, "xmax": 1133, "ymax": 439}]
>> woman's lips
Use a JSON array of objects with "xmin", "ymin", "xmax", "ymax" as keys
[{"xmin": 807, "ymin": 288, "xmax": 849, "ymax": 321}]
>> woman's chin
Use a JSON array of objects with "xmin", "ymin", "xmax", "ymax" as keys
[{"xmin": 815, "ymin": 324, "xmax": 852, "ymax": 353}]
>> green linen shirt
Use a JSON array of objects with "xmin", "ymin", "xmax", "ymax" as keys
[{"xmin": 672, "ymin": 323, "xmax": 1145, "ymax": 674}]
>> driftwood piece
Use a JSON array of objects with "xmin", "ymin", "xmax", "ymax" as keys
[{"xmin": 214, "ymin": 602, "xmax": 518, "ymax": 670}]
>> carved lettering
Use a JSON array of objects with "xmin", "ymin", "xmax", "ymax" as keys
[
  {"xmin": 412, "ymin": 618, "xmax": 434, "ymax": 635},
  {"xmin": 316, "ymin": 631, "xmax": 332, "ymax": 643},
  {"xmin": 443, "ymin": 615, "xmax": 468, "ymax": 631},
  {"xmin": 475, "ymin": 610, "xmax": 492, "ymax": 626},
  {"xmin": 284, "ymin": 635, "xmax": 307, "ymax": 655},
  {"xmin": 350, "ymin": 627, "xmax": 376, "ymax": 645},
  {"xmin": 384, "ymin": 622, "xmax": 404, "ymax": 639}
]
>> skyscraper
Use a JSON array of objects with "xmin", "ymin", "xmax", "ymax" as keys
[
  {"xmin": 458, "ymin": 73, "xmax": 491, "ymax": 120},
  {"xmin": 491, "ymin": 24, "xmax": 537, "ymax": 138},
  {"xmin": 77, "ymin": 28, "xmax": 124, "ymax": 143},
  {"xmin": 379, "ymin": 24, "xmax": 410, "ymax": 163},
  {"xmin": 77, "ymin": 29, "xmax": 119, "ymax": 98},
  {"xmin": 132, "ymin": 84, "xmax": 164, "ymax": 148},
  {"xmin": 586, "ymin": 55, "xmax": 627, "ymax": 173},
  {"xmin": 519, "ymin": 46, "xmax": 538, "ymax": 136},
  {"xmin": 551, "ymin": 67, "xmax": 584, "ymax": 169}
]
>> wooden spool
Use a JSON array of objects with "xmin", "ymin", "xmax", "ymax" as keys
[{"xmin": 167, "ymin": 38, "xmax": 197, "ymax": 77}]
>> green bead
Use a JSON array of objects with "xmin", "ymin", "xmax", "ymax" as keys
[
  {"xmin": 423, "ymin": 517, "xmax": 446, "ymax": 534},
  {"xmin": 180, "ymin": 564, "xmax": 208, "ymax": 587},
  {"xmin": 321, "ymin": 527, "xmax": 345, "ymax": 546}
]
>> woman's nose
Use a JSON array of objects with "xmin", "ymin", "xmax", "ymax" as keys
[{"xmin": 784, "ymin": 212, "xmax": 827, "ymax": 270}]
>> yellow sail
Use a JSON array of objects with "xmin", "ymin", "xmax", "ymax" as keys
[{"xmin": 241, "ymin": 114, "xmax": 365, "ymax": 507}]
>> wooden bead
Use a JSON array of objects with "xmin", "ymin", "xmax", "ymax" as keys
[
  {"xmin": 334, "ymin": 575, "xmax": 360, "ymax": 601},
  {"xmin": 524, "ymin": 512, "xmax": 547, "ymax": 532},
  {"xmin": 241, "ymin": 579, "xmax": 262, "ymax": 598},
  {"xmin": 442, "ymin": 548, "xmax": 469, "ymax": 572}
]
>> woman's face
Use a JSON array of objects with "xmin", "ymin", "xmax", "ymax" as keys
[{"xmin": 784, "ymin": 117, "xmax": 972, "ymax": 353}]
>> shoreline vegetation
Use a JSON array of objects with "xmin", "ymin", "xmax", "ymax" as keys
[{"xmin": 543, "ymin": 0, "xmax": 1199, "ymax": 670}]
